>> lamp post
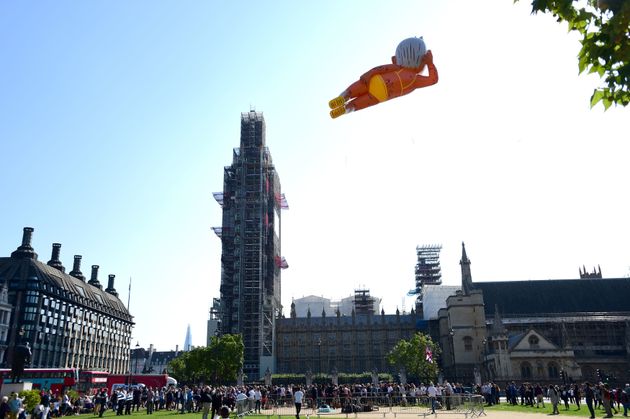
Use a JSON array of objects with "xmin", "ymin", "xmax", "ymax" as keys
[
  {"xmin": 449, "ymin": 329, "xmax": 455, "ymax": 382},
  {"xmin": 481, "ymin": 338, "xmax": 487, "ymax": 382},
  {"xmin": 134, "ymin": 342, "xmax": 140, "ymax": 374},
  {"xmin": 317, "ymin": 338, "xmax": 322, "ymax": 375}
]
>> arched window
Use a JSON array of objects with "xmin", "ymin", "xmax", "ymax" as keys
[
  {"xmin": 463, "ymin": 336, "xmax": 473, "ymax": 351},
  {"xmin": 528, "ymin": 335, "xmax": 540, "ymax": 349},
  {"xmin": 548, "ymin": 362, "xmax": 560, "ymax": 378},
  {"xmin": 521, "ymin": 362, "xmax": 532, "ymax": 379}
]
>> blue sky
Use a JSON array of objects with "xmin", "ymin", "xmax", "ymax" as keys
[{"xmin": 1, "ymin": 1, "xmax": 628, "ymax": 351}]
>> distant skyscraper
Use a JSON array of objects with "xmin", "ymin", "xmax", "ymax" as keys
[
  {"xmin": 213, "ymin": 111, "xmax": 286, "ymax": 379},
  {"xmin": 183, "ymin": 324, "xmax": 192, "ymax": 351}
]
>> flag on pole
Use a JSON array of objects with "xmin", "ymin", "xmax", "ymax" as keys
[{"xmin": 425, "ymin": 346, "xmax": 433, "ymax": 363}]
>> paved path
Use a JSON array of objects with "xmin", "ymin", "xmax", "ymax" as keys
[{"xmin": 329, "ymin": 411, "xmax": 559, "ymax": 419}]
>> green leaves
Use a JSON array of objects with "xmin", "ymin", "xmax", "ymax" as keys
[
  {"xmin": 167, "ymin": 333, "xmax": 244, "ymax": 384},
  {"xmin": 517, "ymin": 0, "xmax": 630, "ymax": 109},
  {"xmin": 387, "ymin": 332, "xmax": 441, "ymax": 382}
]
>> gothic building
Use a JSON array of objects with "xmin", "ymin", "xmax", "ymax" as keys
[
  {"xmin": 0, "ymin": 227, "xmax": 134, "ymax": 373},
  {"xmin": 275, "ymin": 299, "xmax": 425, "ymax": 375},
  {"xmin": 437, "ymin": 243, "xmax": 630, "ymax": 385}
]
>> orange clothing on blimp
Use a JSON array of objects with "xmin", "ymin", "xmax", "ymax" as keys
[
  {"xmin": 366, "ymin": 62, "xmax": 438, "ymax": 101},
  {"xmin": 333, "ymin": 51, "xmax": 438, "ymax": 116}
]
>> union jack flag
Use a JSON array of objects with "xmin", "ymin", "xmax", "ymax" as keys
[
  {"xmin": 425, "ymin": 346, "xmax": 433, "ymax": 363},
  {"xmin": 274, "ymin": 256, "xmax": 289, "ymax": 269}
]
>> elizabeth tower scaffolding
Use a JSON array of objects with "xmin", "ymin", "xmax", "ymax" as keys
[{"xmin": 213, "ymin": 111, "xmax": 287, "ymax": 379}]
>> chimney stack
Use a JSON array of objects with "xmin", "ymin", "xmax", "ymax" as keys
[
  {"xmin": 69, "ymin": 255, "xmax": 86, "ymax": 282},
  {"xmin": 11, "ymin": 227, "xmax": 38, "ymax": 259},
  {"xmin": 88, "ymin": 265, "xmax": 102, "ymax": 289},
  {"xmin": 105, "ymin": 274, "xmax": 118, "ymax": 296},
  {"xmin": 47, "ymin": 243, "xmax": 65, "ymax": 272}
]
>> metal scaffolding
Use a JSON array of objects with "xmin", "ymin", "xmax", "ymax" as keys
[
  {"xmin": 412, "ymin": 244, "xmax": 442, "ymax": 313},
  {"xmin": 214, "ymin": 111, "xmax": 285, "ymax": 380}
]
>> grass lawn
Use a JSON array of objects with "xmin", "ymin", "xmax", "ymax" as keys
[{"xmin": 485, "ymin": 401, "xmax": 622, "ymax": 417}]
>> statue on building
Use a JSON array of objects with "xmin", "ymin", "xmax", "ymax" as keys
[
  {"xmin": 305, "ymin": 369, "xmax": 313, "ymax": 387},
  {"xmin": 11, "ymin": 341, "xmax": 32, "ymax": 383},
  {"xmin": 371, "ymin": 368, "xmax": 379, "ymax": 386}
]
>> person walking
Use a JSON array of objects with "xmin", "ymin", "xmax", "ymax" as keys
[{"xmin": 95, "ymin": 389, "xmax": 108, "ymax": 418}]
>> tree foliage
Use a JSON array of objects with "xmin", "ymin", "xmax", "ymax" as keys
[
  {"xmin": 387, "ymin": 333, "xmax": 441, "ymax": 382},
  {"xmin": 520, "ymin": 0, "xmax": 630, "ymax": 109},
  {"xmin": 18, "ymin": 389, "xmax": 41, "ymax": 412},
  {"xmin": 168, "ymin": 333, "xmax": 244, "ymax": 385}
]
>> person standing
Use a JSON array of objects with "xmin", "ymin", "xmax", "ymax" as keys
[
  {"xmin": 253, "ymin": 387, "xmax": 262, "ymax": 414},
  {"xmin": 7, "ymin": 393, "xmax": 21, "ymax": 419},
  {"xmin": 146, "ymin": 388, "xmax": 155, "ymax": 415},
  {"xmin": 41, "ymin": 390, "xmax": 51, "ymax": 419},
  {"xmin": 621, "ymin": 383, "xmax": 630, "ymax": 417},
  {"xmin": 211, "ymin": 390, "xmax": 223, "ymax": 419},
  {"xmin": 0, "ymin": 396, "xmax": 10, "ymax": 419},
  {"xmin": 294, "ymin": 386, "xmax": 304, "ymax": 419},
  {"xmin": 573, "ymin": 384, "xmax": 581, "ymax": 410},
  {"xmin": 584, "ymin": 382, "xmax": 595, "ymax": 419},
  {"xmin": 534, "ymin": 383, "xmax": 545, "ymax": 408},
  {"xmin": 200, "ymin": 387, "xmax": 211, "ymax": 419},
  {"xmin": 427, "ymin": 382, "xmax": 437, "ymax": 414},
  {"xmin": 549, "ymin": 385, "xmax": 560, "ymax": 415},
  {"xmin": 602, "ymin": 384, "xmax": 614, "ymax": 418}
]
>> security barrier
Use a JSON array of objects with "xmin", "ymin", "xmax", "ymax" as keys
[{"xmin": 263, "ymin": 394, "xmax": 485, "ymax": 418}]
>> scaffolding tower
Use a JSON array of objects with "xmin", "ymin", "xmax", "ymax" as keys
[
  {"xmin": 413, "ymin": 244, "xmax": 442, "ymax": 314},
  {"xmin": 213, "ymin": 111, "xmax": 285, "ymax": 379},
  {"xmin": 353, "ymin": 289, "xmax": 375, "ymax": 315}
]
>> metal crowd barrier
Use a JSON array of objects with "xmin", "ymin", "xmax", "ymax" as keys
[{"xmin": 260, "ymin": 394, "xmax": 485, "ymax": 418}]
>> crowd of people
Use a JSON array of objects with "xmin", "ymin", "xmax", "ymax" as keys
[
  {"xmin": 482, "ymin": 380, "xmax": 630, "ymax": 418},
  {"xmin": 0, "ymin": 380, "xmax": 628, "ymax": 419}
]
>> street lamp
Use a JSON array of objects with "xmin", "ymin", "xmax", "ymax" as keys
[
  {"xmin": 481, "ymin": 338, "xmax": 487, "ymax": 381},
  {"xmin": 317, "ymin": 338, "xmax": 322, "ymax": 374},
  {"xmin": 449, "ymin": 329, "xmax": 455, "ymax": 382},
  {"xmin": 134, "ymin": 342, "xmax": 140, "ymax": 374}
]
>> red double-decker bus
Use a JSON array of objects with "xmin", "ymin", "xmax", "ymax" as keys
[
  {"xmin": 78, "ymin": 370, "xmax": 109, "ymax": 394},
  {"xmin": 0, "ymin": 368, "xmax": 78, "ymax": 394}
]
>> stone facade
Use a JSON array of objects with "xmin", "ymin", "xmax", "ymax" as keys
[
  {"xmin": 435, "ymin": 243, "xmax": 630, "ymax": 385},
  {"xmin": 275, "ymin": 310, "xmax": 426, "ymax": 374},
  {"xmin": 0, "ymin": 228, "xmax": 133, "ymax": 373}
]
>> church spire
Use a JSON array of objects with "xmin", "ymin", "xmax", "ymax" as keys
[{"xmin": 460, "ymin": 242, "xmax": 473, "ymax": 295}]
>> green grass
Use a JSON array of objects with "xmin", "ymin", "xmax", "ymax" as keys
[{"xmin": 485, "ymin": 401, "xmax": 622, "ymax": 417}]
